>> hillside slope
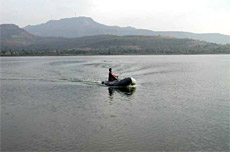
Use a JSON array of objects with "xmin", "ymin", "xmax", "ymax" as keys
[
  {"xmin": 23, "ymin": 17, "xmax": 230, "ymax": 44},
  {"xmin": 1, "ymin": 24, "xmax": 229, "ymax": 55}
]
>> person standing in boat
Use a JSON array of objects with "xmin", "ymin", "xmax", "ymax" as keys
[{"xmin": 108, "ymin": 68, "xmax": 118, "ymax": 81}]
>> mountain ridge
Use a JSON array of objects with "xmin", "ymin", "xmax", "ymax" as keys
[
  {"xmin": 1, "ymin": 24, "xmax": 229, "ymax": 56},
  {"xmin": 22, "ymin": 17, "xmax": 230, "ymax": 44}
]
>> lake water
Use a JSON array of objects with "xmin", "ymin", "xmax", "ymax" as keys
[{"xmin": 1, "ymin": 55, "xmax": 229, "ymax": 151}]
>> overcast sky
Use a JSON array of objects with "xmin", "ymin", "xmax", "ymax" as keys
[{"xmin": 0, "ymin": 0, "xmax": 229, "ymax": 35}]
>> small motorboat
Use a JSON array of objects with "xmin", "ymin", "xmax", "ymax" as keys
[{"xmin": 102, "ymin": 77, "xmax": 136, "ymax": 87}]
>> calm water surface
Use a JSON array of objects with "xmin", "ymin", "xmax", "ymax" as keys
[{"xmin": 1, "ymin": 55, "xmax": 229, "ymax": 151}]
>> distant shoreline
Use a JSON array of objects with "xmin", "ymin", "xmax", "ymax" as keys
[{"xmin": 1, "ymin": 53, "xmax": 229, "ymax": 57}]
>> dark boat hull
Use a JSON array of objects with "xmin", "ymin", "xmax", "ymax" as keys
[{"xmin": 102, "ymin": 77, "xmax": 136, "ymax": 87}]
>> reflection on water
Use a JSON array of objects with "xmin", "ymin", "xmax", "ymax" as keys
[{"xmin": 108, "ymin": 87, "xmax": 136, "ymax": 97}]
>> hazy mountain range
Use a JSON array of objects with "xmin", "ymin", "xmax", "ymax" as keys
[
  {"xmin": 23, "ymin": 17, "xmax": 229, "ymax": 44},
  {"xmin": 1, "ymin": 23, "xmax": 229, "ymax": 55}
]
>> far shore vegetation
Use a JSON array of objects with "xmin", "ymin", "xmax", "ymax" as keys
[{"xmin": 1, "ymin": 45, "xmax": 230, "ymax": 56}]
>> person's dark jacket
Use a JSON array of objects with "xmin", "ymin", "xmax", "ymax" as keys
[{"xmin": 108, "ymin": 72, "xmax": 118, "ymax": 81}]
